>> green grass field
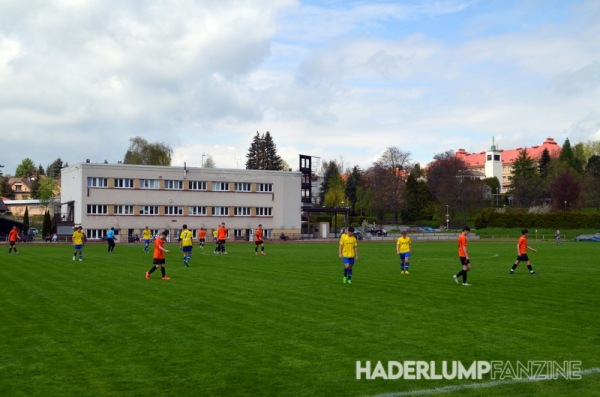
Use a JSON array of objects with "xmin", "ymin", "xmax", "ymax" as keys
[{"xmin": 1, "ymin": 239, "xmax": 598, "ymax": 397}]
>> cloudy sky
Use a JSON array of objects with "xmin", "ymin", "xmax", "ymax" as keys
[{"xmin": 1, "ymin": 0, "xmax": 599, "ymax": 175}]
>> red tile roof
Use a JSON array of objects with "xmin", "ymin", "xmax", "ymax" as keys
[{"xmin": 456, "ymin": 138, "xmax": 561, "ymax": 167}]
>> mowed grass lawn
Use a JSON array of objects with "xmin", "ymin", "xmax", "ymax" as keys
[{"xmin": 1, "ymin": 238, "xmax": 598, "ymax": 397}]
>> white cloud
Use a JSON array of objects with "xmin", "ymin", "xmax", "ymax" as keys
[{"xmin": 0, "ymin": 0, "xmax": 599, "ymax": 175}]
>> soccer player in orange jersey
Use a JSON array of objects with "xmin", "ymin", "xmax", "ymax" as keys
[
  {"xmin": 8, "ymin": 226, "xmax": 20, "ymax": 254},
  {"xmin": 146, "ymin": 231, "xmax": 170, "ymax": 280},
  {"xmin": 254, "ymin": 224, "xmax": 265, "ymax": 256},
  {"xmin": 216, "ymin": 222, "xmax": 228, "ymax": 254},
  {"xmin": 510, "ymin": 229, "xmax": 538, "ymax": 275},
  {"xmin": 453, "ymin": 226, "xmax": 472, "ymax": 286},
  {"xmin": 198, "ymin": 227, "xmax": 206, "ymax": 249}
]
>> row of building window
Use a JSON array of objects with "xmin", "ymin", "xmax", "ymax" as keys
[
  {"xmin": 86, "ymin": 228, "xmax": 272, "ymax": 240},
  {"xmin": 87, "ymin": 205, "xmax": 273, "ymax": 217},
  {"xmin": 87, "ymin": 177, "xmax": 273, "ymax": 192}
]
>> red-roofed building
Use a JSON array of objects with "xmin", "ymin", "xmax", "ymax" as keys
[{"xmin": 455, "ymin": 137, "xmax": 561, "ymax": 192}]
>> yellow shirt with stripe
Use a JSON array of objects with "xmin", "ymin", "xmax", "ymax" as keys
[
  {"xmin": 339, "ymin": 233, "xmax": 357, "ymax": 258},
  {"xmin": 180, "ymin": 230, "xmax": 194, "ymax": 247}
]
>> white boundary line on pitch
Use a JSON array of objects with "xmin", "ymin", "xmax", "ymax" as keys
[{"xmin": 370, "ymin": 367, "xmax": 600, "ymax": 397}]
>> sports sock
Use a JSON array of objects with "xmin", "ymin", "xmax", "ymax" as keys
[
  {"xmin": 344, "ymin": 268, "xmax": 348, "ymax": 277},
  {"xmin": 462, "ymin": 271, "xmax": 467, "ymax": 283},
  {"xmin": 456, "ymin": 270, "xmax": 464, "ymax": 278},
  {"xmin": 527, "ymin": 265, "xmax": 534, "ymax": 272},
  {"xmin": 148, "ymin": 266, "xmax": 157, "ymax": 274},
  {"xmin": 161, "ymin": 267, "xmax": 166, "ymax": 277},
  {"xmin": 405, "ymin": 262, "xmax": 409, "ymax": 272},
  {"xmin": 347, "ymin": 268, "xmax": 353, "ymax": 280}
]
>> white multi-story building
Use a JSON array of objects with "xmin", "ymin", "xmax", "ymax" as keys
[{"xmin": 60, "ymin": 163, "xmax": 301, "ymax": 241}]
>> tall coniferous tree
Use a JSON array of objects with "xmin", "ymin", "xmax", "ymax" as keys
[
  {"xmin": 23, "ymin": 207, "xmax": 30, "ymax": 234},
  {"xmin": 263, "ymin": 132, "xmax": 284, "ymax": 170},
  {"xmin": 245, "ymin": 132, "xmax": 261, "ymax": 169},
  {"xmin": 539, "ymin": 148, "xmax": 552, "ymax": 179},
  {"xmin": 245, "ymin": 131, "xmax": 284, "ymax": 171}
]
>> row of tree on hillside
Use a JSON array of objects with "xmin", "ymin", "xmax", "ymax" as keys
[{"xmin": 318, "ymin": 138, "xmax": 600, "ymax": 226}]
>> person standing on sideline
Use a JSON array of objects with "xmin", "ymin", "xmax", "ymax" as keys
[
  {"xmin": 107, "ymin": 227, "xmax": 116, "ymax": 253},
  {"xmin": 396, "ymin": 230, "xmax": 412, "ymax": 274},
  {"xmin": 8, "ymin": 226, "xmax": 20, "ymax": 254},
  {"xmin": 146, "ymin": 231, "xmax": 170, "ymax": 280},
  {"xmin": 212, "ymin": 227, "xmax": 219, "ymax": 253},
  {"xmin": 453, "ymin": 226, "xmax": 472, "ymax": 286},
  {"xmin": 216, "ymin": 222, "xmax": 228, "ymax": 254},
  {"xmin": 72, "ymin": 226, "xmax": 85, "ymax": 261},
  {"xmin": 198, "ymin": 227, "xmax": 206, "ymax": 249},
  {"xmin": 255, "ymin": 224, "xmax": 265, "ymax": 256},
  {"xmin": 179, "ymin": 224, "xmax": 194, "ymax": 267},
  {"xmin": 554, "ymin": 229, "xmax": 561, "ymax": 245},
  {"xmin": 142, "ymin": 226, "xmax": 152, "ymax": 253},
  {"xmin": 510, "ymin": 229, "xmax": 538, "ymax": 275},
  {"xmin": 340, "ymin": 226, "xmax": 359, "ymax": 284}
]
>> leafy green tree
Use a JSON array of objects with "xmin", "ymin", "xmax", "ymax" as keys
[
  {"xmin": 354, "ymin": 186, "xmax": 373, "ymax": 217},
  {"xmin": 584, "ymin": 155, "xmax": 600, "ymax": 210},
  {"xmin": 37, "ymin": 177, "xmax": 59, "ymax": 207},
  {"xmin": 46, "ymin": 158, "xmax": 64, "ymax": 179},
  {"xmin": 0, "ymin": 176, "xmax": 13, "ymax": 198},
  {"xmin": 318, "ymin": 161, "xmax": 342, "ymax": 205},
  {"xmin": 345, "ymin": 166, "xmax": 362, "ymax": 215},
  {"xmin": 427, "ymin": 151, "xmax": 485, "ymax": 224},
  {"xmin": 123, "ymin": 137, "xmax": 172, "ymax": 166},
  {"xmin": 245, "ymin": 131, "xmax": 284, "ymax": 171},
  {"xmin": 30, "ymin": 175, "xmax": 40, "ymax": 199},
  {"xmin": 550, "ymin": 166, "xmax": 582, "ymax": 211},
  {"xmin": 42, "ymin": 209, "xmax": 52, "ymax": 237},
  {"xmin": 15, "ymin": 158, "xmax": 36, "ymax": 178},
  {"xmin": 37, "ymin": 165, "xmax": 45, "ymax": 175},
  {"xmin": 401, "ymin": 171, "xmax": 433, "ymax": 222},
  {"xmin": 323, "ymin": 173, "xmax": 347, "ymax": 207},
  {"xmin": 509, "ymin": 149, "xmax": 546, "ymax": 207},
  {"xmin": 559, "ymin": 138, "xmax": 583, "ymax": 174},
  {"xmin": 369, "ymin": 147, "xmax": 412, "ymax": 223}
]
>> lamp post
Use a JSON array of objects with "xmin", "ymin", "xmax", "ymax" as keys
[
  {"xmin": 446, "ymin": 205, "xmax": 449, "ymax": 230},
  {"xmin": 564, "ymin": 200, "xmax": 567, "ymax": 212}
]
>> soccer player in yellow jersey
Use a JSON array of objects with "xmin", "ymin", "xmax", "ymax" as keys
[
  {"xmin": 72, "ymin": 226, "xmax": 85, "ymax": 261},
  {"xmin": 179, "ymin": 224, "xmax": 194, "ymax": 267},
  {"xmin": 339, "ymin": 226, "xmax": 359, "ymax": 284},
  {"xmin": 142, "ymin": 226, "xmax": 152, "ymax": 253},
  {"xmin": 396, "ymin": 230, "xmax": 412, "ymax": 275}
]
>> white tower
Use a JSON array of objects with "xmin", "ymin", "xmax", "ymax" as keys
[{"xmin": 485, "ymin": 137, "xmax": 503, "ymax": 191}]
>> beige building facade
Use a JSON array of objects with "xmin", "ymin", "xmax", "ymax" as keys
[{"xmin": 60, "ymin": 163, "xmax": 302, "ymax": 241}]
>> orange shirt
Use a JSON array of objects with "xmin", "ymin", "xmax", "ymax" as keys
[
  {"xmin": 518, "ymin": 235, "xmax": 527, "ymax": 254},
  {"xmin": 199, "ymin": 229, "xmax": 206, "ymax": 239},
  {"xmin": 217, "ymin": 227, "xmax": 228, "ymax": 240},
  {"xmin": 154, "ymin": 237, "xmax": 165, "ymax": 260},
  {"xmin": 9, "ymin": 230, "xmax": 19, "ymax": 242},
  {"xmin": 458, "ymin": 233, "xmax": 468, "ymax": 257},
  {"xmin": 255, "ymin": 228, "xmax": 263, "ymax": 242}
]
